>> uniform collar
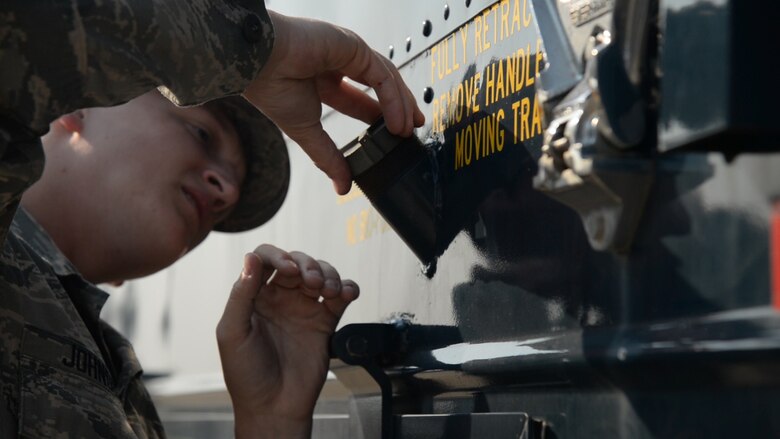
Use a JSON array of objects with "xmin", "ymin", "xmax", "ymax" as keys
[
  {"xmin": 12, "ymin": 207, "xmax": 109, "ymax": 313},
  {"xmin": 12, "ymin": 208, "xmax": 142, "ymax": 384},
  {"xmin": 12, "ymin": 207, "xmax": 82, "ymax": 277}
]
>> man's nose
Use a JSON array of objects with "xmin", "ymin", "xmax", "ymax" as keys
[{"xmin": 203, "ymin": 168, "xmax": 240, "ymax": 213}]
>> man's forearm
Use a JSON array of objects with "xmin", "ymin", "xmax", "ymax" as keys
[{"xmin": 0, "ymin": 0, "xmax": 273, "ymax": 134}]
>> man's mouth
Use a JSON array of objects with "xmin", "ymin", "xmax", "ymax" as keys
[{"xmin": 181, "ymin": 186, "xmax": 207, "ymax": 230}]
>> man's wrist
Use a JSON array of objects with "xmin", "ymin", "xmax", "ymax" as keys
[{"xmin": 234, "ymin": 412, "xmax": 313, "ymax": 439}]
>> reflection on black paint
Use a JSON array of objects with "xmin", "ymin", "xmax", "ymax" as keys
[
  {"xmin": 660, "ymin": 1, "xmax": 727, "ymax": 132},
  {"xmin": 351, "ymin": 53, "xmax": 545, "ymax": 274},
  {"xmin": 419, "ymin": 54, "xmax": 545, "ymax": 272}
]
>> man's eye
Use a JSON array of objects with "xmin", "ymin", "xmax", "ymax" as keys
[
  {"xmin": 196, "ymin": 127, "xmax": 210, "ymax": 143},
  {"xmin": 188, "ymin": 123, "xmax": 211, "ymax": 143}
]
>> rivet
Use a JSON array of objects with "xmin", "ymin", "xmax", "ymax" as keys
[
  {"xmin": 422, "ymin": 20, "xmax": 433, "ymax": 37},
  {"xmin": 388, "ymin": 45, "xmax": 395, "ymax": 59},
  {"xmin": 423, "ymin": 87, "xmax": 435, "ymax": 103},
  {"xmin": 444, "ymin": 4, "xmax": 451, "ymax": 20},
  {"xmin": 406, "ymin": 37, "xmax": 412, "ymax": 52},
  {"xmin": 466, "ymin": 0, "xmax": 472, "ymax": 7}
]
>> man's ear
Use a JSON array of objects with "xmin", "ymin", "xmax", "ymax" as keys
[{"xmin": 57, "ymin": 110, "xmax": 85, "ymax": 133}]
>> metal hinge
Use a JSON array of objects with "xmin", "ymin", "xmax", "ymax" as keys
[{"xmin": 532, "ymin": 11, "xmax": 655, "ymax": 252}]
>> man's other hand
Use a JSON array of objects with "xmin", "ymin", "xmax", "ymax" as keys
[{"xmin": 216, "ymin": 244, "xmax": 359, "ymax": 439}]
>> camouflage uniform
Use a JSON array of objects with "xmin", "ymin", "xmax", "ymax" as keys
[
  {"xmin": 0, "ymin": 1, "xmax": 275, "ymax": 437},
  {"xmin": 0, "ymin": 208, "xmax": 167, "ymax": 438}
]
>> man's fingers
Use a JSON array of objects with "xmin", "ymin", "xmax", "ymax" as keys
[
  {"xmin": 410, "ymin": 74, "xmax": 426, "ymax": 127},
  {"xmin": 360, "ymin": 50, "xmax": 422, "ymax": 137},
  {"xmin": 395, "ymin": 63, "xmax": 426, "ymax": 131},
  {"xmin": 273, "ymin": 251, "xmax": 325, "ymax": 299},
  {"xmin": 216, "ymin": 253, "xmax": 266, "ymax": 342},
  {"xmin": 251, "ymin": 244, "xmax": 300, "ymax": 281},
  {"xmin": 314, "ymin": 22, "xmax": 423, "ymax": 133},
  {"xmin": 219, "ymin": 244, "xmax": 302, "ymax": 343},
  {"xmin": 317, "ymin": 75, "xmax": 382, "ymax": 124},
  {"xmin": 341, "ymin": 48, "xmax": 421, "ymax": 136},
  {"xmin": 318, "ymin": 73, "xmax": 423, "ymax": 135},
  {"xmin": 247, "ymin": 14, "xmax": 425, "ymax": 194},
  {"xmin": 285, "ymin": 124, "xmax": 352, "ymax": 195},
  {"xmin": 269, "ymin": 252, "xmax": 346, "ymax": 303},
  {"xmin": 377, "ymin": 56, "xmax": 416, "ymax": 135},
  {"xmin": 316, "ymin": 260, "xmax": 342, "ymax": 300},
  {"xmin": 326, "ymin": 33, "xmax": 408, "ymax": 136},
  {"xmin": 362, "ymin": 55, "xmax": 408, "ymax": 136},
  {"xmin": 323, "ymin": 280, "xmax": 360, "ymax": 320}
]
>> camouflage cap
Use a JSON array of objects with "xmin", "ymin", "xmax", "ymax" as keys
[{"xmin": 207, "ymin": 96, "xmax": 290, "ymax": 233}]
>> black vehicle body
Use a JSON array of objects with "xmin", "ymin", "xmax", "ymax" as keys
[
  {"xmin": 151, "ymin": 1, "xmax": 780, "ymax": 437},
  {"xmin": 316, "ymin": 1, "xmax": 780, "ymax": 437}
]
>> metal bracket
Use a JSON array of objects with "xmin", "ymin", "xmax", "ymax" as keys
[
  {"xmin": 330, "ymin": 321, "xmax": 410, "ymax": 439},
  {"xmin": 533, "ymin": 22, "xmax": 654, "ymax": 252},
  {"xmin": 533, "ymin": 104, "xmax": 653, "ymax": 251},
  {"xmin": 396, "ymin": 412, "xmax": 550, "ymax": 439}
]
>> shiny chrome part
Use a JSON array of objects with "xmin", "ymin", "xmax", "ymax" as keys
[
  {"xmin": 530, "ymin": 0, "xmax": 583, "ymax": 108},
  {"xmin": 533, "ymin": 8, "xmax": 652, "ymax": 251},
  {"xmin": 569, "ymin": 0, "xmax": 615, "ymax": 27}
]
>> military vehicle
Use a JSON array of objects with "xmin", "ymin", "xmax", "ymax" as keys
[{"xmin": 104, "ymin": 0, "xmax": 780, "ymax": 437}]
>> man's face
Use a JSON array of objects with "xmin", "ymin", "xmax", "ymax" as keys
[{"xmin": 46, "ymin": 92, "xmax": 246, "ymax": 279}]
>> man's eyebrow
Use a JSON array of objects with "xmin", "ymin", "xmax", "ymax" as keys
[
  {"xmin": 201, "ymin": 104, "xmax": 233, "ymax": 136},
  {"xmin": 201, "ymin": 104, "xmax": 247, "ymax": 180}
]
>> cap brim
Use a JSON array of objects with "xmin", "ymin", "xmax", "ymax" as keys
[{"xmin": 210, "ymin": 96, "xmax": 290, "ymax": 233}]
